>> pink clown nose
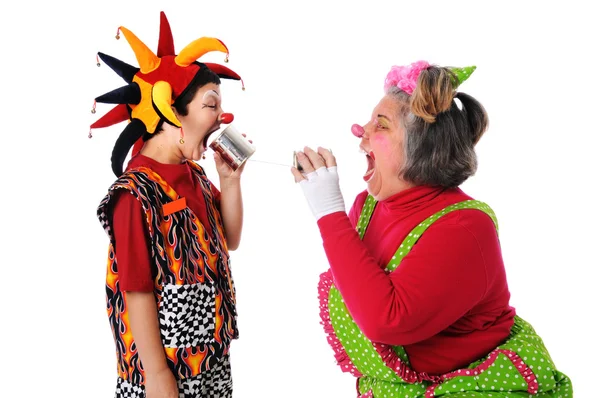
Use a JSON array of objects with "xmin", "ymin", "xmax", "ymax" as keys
[
  {"xmin": 220, "ymin": 113, "xmax": 234, "ymax": 124},
  {"xmin": 351, "ymin": 124, "xmax": 365, "ymax": 138}
]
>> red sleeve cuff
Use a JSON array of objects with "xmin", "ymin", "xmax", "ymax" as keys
[{"xmin": 120, "ymin": 279, "xmax": 155, "ymax": 292}]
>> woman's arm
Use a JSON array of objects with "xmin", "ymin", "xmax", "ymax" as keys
[
  {"xmin": 317, "ymin": 211, "xmax": 491, "ymax": 345},
  {"xmin": 112, "ymin": 192, "xmax": 178, "ymax": 397},
  {"xmin": 217, "ymin": 177, "xmax": 243, "ymax": 250}
]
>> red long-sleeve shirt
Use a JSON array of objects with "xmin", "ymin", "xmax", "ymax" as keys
[
  {"xmin": 111, "ymin": 154, "xmax": 220, "ymax": 292},
  {"xmin": 317, "ymin": 185, "xmax": 516, "ymax": 375}
]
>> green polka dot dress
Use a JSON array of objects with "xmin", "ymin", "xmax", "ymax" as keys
[{"xmin": 317, "ymin": 196, "xmax": 572, "ymax": 397}]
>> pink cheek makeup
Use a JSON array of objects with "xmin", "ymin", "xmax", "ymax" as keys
[{"xmin": 371, "ymin": 134, "xmax": 392, "ymax": 159}]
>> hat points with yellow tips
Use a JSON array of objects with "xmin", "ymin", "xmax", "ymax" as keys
[{"xmin": 90, "ymin": 11, "xmax": 244, "ymax": 176}]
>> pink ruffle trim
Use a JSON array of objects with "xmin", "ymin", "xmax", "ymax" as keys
[
  {"xmin": 374, "ymin": 342, "xmax": 442, "ymax": 385},
  {"xmin": 318, "ymin": 272, "xmax": 538, "ymax": 396},
  {"xmin": 318, "ymin": 270, "xmax": 362, "ymax": 378},
  {"xmin": 500, "ymin": 349, "xmax": 539, "ymax": 394},
  {"xmin": 423, "ymin": 349, "xmax": 539, "ymax": 397}
]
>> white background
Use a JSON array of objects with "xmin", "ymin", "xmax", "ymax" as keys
[{"xmin": 1, "ymin": 0, "xmax": 598, "ymax": 396}]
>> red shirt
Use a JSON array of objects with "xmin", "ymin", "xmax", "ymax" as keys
[
  {"xmin": 317, "ymin": 185, "xmax": 515, "ymax": 375},
  {"xmin": 111, "ymin": 154, "xmax": 220, "ymax": 292}
]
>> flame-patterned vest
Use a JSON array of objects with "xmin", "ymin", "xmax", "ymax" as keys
[
  {"xmin": 97, "ymin": 161, "xmax": 237, "ymax": 385},
  {"xmin": 319, "ymin": 196, "xmax": 572, "ymax": 397}
]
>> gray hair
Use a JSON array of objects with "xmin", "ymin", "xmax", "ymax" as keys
[{"xmin": 386, "ymin": 85, "xmax": 488, "ymax": 188}]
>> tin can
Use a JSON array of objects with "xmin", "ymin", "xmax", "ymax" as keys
[
  {"xmin": 209, "ymin": 125, "xmax": 256, "ymax": 171},
  {"xmin": 293, "ymin": 151, "xmax": 304, "ymax": 172},
  {"xmin": 293, "ymin": 149, "xmax": 332, "ymax": 172}
]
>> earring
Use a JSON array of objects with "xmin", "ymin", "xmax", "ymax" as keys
[
  {"xmin": 202, "ymin": 154, "xmax": 206, "ymax": 160},
  {"xmin": 179, "ymin": 127, "xmax": 185, "ymax": 144}
]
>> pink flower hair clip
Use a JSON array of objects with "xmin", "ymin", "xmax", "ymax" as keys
[
  {"xmin": 384, "ymin": 60, "xmax": 430, "ymax": 95},
  {"xmin": 383, "ymin": 61, "xmax": 476, "ymax": 94}
]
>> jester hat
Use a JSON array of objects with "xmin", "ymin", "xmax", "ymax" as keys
[{"xmin": 90, "ymin": 11, "xmax": 243, "ymax": 176}]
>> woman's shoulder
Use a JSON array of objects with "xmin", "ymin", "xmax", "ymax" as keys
[{"xmin": 434, "ymin": 188, "xmax": 499, "ymax": 234}]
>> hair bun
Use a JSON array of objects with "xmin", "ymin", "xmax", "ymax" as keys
[{"xmin": 410, "ymin": 66, "xmax": 456, "ymax": 123}]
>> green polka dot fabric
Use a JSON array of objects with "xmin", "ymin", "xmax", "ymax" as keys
[
  {"xmin": 356, "ymin": 194, "xmax": 377, "ymax": 239},
  {"xmin": 450, "ymin": 66, "xmax": 476, "ymax": 88},
  {"xmin": 329, "ymin": 286, "xmax": 405, "ymax": 383},
  {"xmin": 358, "ymin": 375, "xmax": 429, "ymax": 397},
  {"xmin": 425, "ymin": 316, "xmax": 572, "ymax": 397},
  {"xmin": 326, "ymin": 196, "xmax": 572, "ymax": 397}
]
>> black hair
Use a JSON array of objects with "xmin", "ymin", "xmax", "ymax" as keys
[{"xmin": 110, "ymin": 63, "xmax": 221, "ymax": 177}]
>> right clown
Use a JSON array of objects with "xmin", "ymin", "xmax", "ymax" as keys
[{"xmin": 292, "ymin": 61, "xmax": 572, "ymax": 397}]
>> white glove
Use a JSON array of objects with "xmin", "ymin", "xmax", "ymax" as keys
[{"xmin": 299, "ymin": 166, "xmax": 346, "ymax": 220}]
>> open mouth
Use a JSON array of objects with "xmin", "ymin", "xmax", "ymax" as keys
[
  {"xmin": 364, "ymin": 151, "xmax": 375, "ymax": 182},
  {"xmin": 202, "ymin": 127, "xmax": 220, "ymax": 149}
]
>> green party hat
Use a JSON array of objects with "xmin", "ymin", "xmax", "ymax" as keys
[{"xmin": 450, "ymin": 66, "xmax": 476, "ymax": 88}]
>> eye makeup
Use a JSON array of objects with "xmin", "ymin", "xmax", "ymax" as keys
[
  {"xmin": 202, "ymin": 90, "xmax": 220, "ymax": 107},
  {"xmin": 376, "ymin": 115, "xmax": 390, "ymax": 128}
]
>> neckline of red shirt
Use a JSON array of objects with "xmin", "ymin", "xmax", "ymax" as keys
[{"xmin": 127, "ymin": 153, "xmax": 188, "ymax": 170}]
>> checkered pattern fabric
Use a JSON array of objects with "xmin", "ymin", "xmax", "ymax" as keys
[
  {"xmin": 159, "ymin": 283, "xmax": 216, "ymax": 348},
  {"xmin": 115, "ymin": 378, "xmax": 145, "ymax": 398},
  {"xmin": 181, "ymin": 354, "xmax": 233, "ymax": 398},
  {"xmin": 114, "ymin": 354, "xmax": 232, "ymax": 398},
  {"xmin": 97, "ymin": 203, "xmax": 111, "ymax": 238}
]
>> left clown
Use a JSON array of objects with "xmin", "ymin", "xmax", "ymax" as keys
[{"xmin": 91, "ymin": 11, "xmax": 246, "ymax": 398}]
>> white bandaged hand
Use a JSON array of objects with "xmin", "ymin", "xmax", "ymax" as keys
[{"xmin": 299, "ymin": 166, "xmax": 346, "ymax": 220}]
